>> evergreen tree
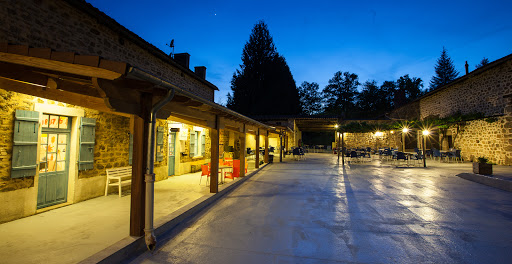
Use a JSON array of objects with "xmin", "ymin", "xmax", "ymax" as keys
[
  {"xmin": 429, "ymin": 47, "xmax": 459, "ymax": 91},
  {"xmin": 227, "ymin": 21, "xmax": 301, "ymax": 115},
  {"xmin": 475, "ymin": 57, "xmax": 490, "ymax": 69},
  {"xmin": 322, "ymin": 71, "xmax": 359, "ymax": 117},
  {"xmin": 298, "ymin": 81, "xmax": 323, "ymax": 115}
]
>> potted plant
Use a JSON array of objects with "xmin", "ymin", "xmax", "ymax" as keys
[{"xmin": 473, "ymin": 157, "xmax": 492, "ymax": 175}]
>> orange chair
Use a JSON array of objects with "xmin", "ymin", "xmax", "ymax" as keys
[
  {"xmin": 200, "ymin": 165, "xmax": 210, "ymax": 185},
  {"xmin": 224, "ymin": 157, "xmax": 233, "ymax": 166},
  {"xmin": 225, "ymin": 159, "xmax": 240, "ymax": 179},
  {"xmin": 245, "ymin": 158, "xmax": 248, "ymax": 173}
]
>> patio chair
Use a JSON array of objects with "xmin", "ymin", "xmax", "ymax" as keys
[
  {"xmin": 432, "ymin": 148, "xmax": 442, "ymax": 161},
  {"xmin": 200, "ymin": 164, "xmax": 210, "ymax": 185},
  {"xmin": 394, "ymin": 151, "xmax": 408, "ymax": 166},
  {"xmin": 225, "ymin": 159, "xmax": 240, "ymax": 180},
  {"xmin": 452, "ymin": 149, "xmax": 463, "ymax": 163},
  {"xmin": 349, "ymin": 151, "xmax": 359, "ymax": 162}
]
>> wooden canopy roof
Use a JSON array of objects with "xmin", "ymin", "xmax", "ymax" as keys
[{"xmin": 0, "ymin": 43, "xmax": 272, "ymax": 133}]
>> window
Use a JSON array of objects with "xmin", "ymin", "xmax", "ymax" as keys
[
  {"xmin": 201, "ymin": 134, "xmax": 206, "ymax": 156},
  {"xmin": 190, "ymin": 130, "xmax": 205, "ymax": 157},
  {"xmin": 190, "ymin": 131, "xmax": 197, "ymax": 157}
]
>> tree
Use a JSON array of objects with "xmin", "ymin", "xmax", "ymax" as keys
[
  {"xmin": 322, "ymin": 71, "xmax": 359, "ymax": 117},
  {"xmin": 227, "ymin": 21, "xmax": 301, "ymax": 116},
  {"xmin": 429, "ymin": 47, "xmax": 459, "ymax": 91},
  {"xmin": 298, "ymin": 81, "xmax": 323, "ymax": 115},
  {"xmin": 475, "ymin": 57, "xmax": 490, "ymax": 69},
  {"xmin": 380, "ymin": 81, "xmax": 396, "ymax": 109},
  {"xmin": 357, "ymin": 80, "xmax": 382, "ymax": 115}
]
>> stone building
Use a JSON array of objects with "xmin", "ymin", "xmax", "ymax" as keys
[
  {"xmin": 0, "ymin": 0, "xmax": 275, "ymax": 240},
  {"xmin": 389, "ymin": 53, "xmax": 512, "ymax": 165}
]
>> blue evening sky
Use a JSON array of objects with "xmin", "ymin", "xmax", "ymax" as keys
[{"xmin": 86, "ymin": 0, "xmax": 512, "ymax": 105}]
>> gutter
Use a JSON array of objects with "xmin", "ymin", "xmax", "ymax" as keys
[{"xmin": 126, "ymin": 67, "xmax": 274, "ymax": 131}]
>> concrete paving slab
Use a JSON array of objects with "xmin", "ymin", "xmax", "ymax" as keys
[{"xmin": 130, "ymin": 153, "xmax": 512, "ymax": 264}]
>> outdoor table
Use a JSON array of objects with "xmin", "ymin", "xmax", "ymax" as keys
[
  {"xmin": 218, "ymin": 165, "xmax": 232, "ymax": 184},
  {"xmin": 403, "ymin": 151, "xmax": 419, "ymax": 166}
]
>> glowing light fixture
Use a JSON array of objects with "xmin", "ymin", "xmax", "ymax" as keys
[
  {"xmin": 375, "ymin": 131, "xmax": 384, "ymax": 137},
  {"xmin": 390, "ymin": 130, "xmax": 394, "ymax": 134},
  {"xmin": 402, "ymin": 127, "xmax": 409, "ymax": 133},
  {"xmin": 334, "ymin": 124, "xmax": 339, "ymax": 129},
  {"xmin": 422, "ymin": 130, "xmax": 430, "ymax": 136}
]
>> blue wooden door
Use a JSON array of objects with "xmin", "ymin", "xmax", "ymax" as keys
[
  {"xmin": 168, "ymin": 132, "xmax": 176, "ymax": 176},
  {"xmin": 37, "ymin": 115, "xmax": 71, "ymax": 209}
]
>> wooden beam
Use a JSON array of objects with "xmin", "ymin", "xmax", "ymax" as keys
[
  {"xmin": 0, "ymin": 76, "xmax": 126, "ymax": 115},
  {"xmin": 130, "ymin": 93, "xmax": 152, "ymax": 236},
  {"xmin": 92, "ymin": 78, "xmax": 142, "ymax": 116},
  {"xmin": 255, "ymin": 129, "xmax": 260, "ymax": 168},
  {"xmin": 0, "ymin": 52, "xmax": 123, "ymax": 80},
  {"xmin": 239, "ymin": 124, "xmax": 246, "ymax": 177},
  {"xmin": 160, "ymin": 102, "xmax": 216, "ymax": 128},
  {"xmin": 264, "ymin": 130, "xmax": 269, "ymax": 163},
  {"xmin": 166, "ymin": 115, "xmax": 210, "ymax": 128},
  {"xmin": 210, "ymin": 115, "xmax": 220, "ymax": 193}
]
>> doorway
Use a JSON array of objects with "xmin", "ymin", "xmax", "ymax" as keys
[
  {"xmin": 37, "ymin": 115, "xmax": 71, "ymax": 209},
  {"xmin": 168, "ymin": 131, "xmax": 176, "ymax": 176}
]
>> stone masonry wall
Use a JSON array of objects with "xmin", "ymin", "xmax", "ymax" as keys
[
  {"xmin": 420, "ymin": 60, "xmax": 512, "ymax": 118},
  {"xmin": 449, "ymin": 117, "xmax": 512, "ymax": 165},
  {"xmin": 343, "ymin": 131, "xmax": 401, "ymax": 151},
  {"xmin": 0, "ymin": 0, "xmax": 215, "ymax": 101},
  {"xmin": 0, "ymin": 89, "xmax": 131, "ymax": 192}
]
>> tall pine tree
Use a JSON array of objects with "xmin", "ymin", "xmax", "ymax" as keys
[
  {"xmin": 227, "ymin": 21, "xmax": 301, "ymax": 116},
  {"xmin": 429, "ymin": 47, "xmax": 459, "ymax": 91}
]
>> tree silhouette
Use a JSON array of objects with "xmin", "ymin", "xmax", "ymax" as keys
[
  {"xmin": 298, "ymin": 81, "xmax": 323, "ymax": 115},
  {"xmin": 227, "ymin": 21, "xmax": 301, "ymax": 116},
  {"xmin": 429, "ymin": 47, "xmax": 459, "ymax": 91},
  {"xmin": 322, "ymin": 71, "xmax": 359, "ymax": 117},
  {"xmin": 475, "ymin": 57, "xmax": 490, "ymax": 69}
]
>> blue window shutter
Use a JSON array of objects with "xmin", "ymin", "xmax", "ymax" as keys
[
  {"xmin": 129, "ymin": 133, "xmax": 133, "ymax": 165},
  {"xmin": 11, "ymin": 110, "xmax": 39, "ymax": 178},
  {"xmin": 201, "ymin": 134, "xmax": 206, "ymax": 156},
  {"xmin": 79, "ymin": 117, "xmax": 96, "ymax": 171},
  {"xmin": 156, "ymin": 126, "xmax": 164, "ymax": 162},
  {"xmin": 190, "ymin": 131, "xmax": 196, "ymax": 157}
]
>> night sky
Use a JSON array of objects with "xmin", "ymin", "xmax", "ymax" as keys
[{"xmin": 86, "ymin": 0, "xmax": 512, "ymax": 105}]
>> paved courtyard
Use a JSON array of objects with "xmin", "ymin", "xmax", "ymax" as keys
[{"xmin": 131, "ymin": 153, "xmax": 512, "ymax": 264}]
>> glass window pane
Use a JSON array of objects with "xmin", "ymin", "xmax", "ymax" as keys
[
  {"xmin": 39, "ymin": 162, "xmax": 47, "ymax": 173},
  {"xmin": 47, "ymin": 153, "xmax": 56, "ymax": 172},
  {"xmin": 56, "ymin": 161, "xmax": 66, "ymax": 171},
  {"xmin": 57, "ymin": 145, "xmax": 66, "ymax": 161},
  {"xmin": 49, "ymin": 115, "xmax": 59, "ymax": 128},
  {"xmin": 59, "ymin": 116, "xmax": 68, "ymax": 129},
  {"xmin": 39, "ymin": 145, "xmax": 47, "ymax": 162},
  {"xmin": 48, "ymin": 134, "xmax": 57, "ymax": 152},
  {"xmin": 58, "ymin": 134, "xmax": 67, "ymax": 145},
  {"xmin": 41, "ymin": 134, "xmax": 48, "ymax": 145},
  {"xmin": 41, "ymin": 115, "xmax": 49, "ymax": 128}
]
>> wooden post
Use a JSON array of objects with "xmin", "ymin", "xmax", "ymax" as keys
[
  {"xmin": 279, "ymin": 129, "xmax": 283, "ymax": 162},
  {"xmin": 255, "ymin": 129, "xmax": 260, "ymax": 168},
  {"xmin": 264, "ymin": 130, "xmax": 269, "ymax": 163},
  {"xmin": 210, "ymin": 116, "xmax": 220, "ymax": 193},
  {"xmin": 422, "ymin": 134, "xmax": 427, "ymax": 168},
  {"xmin": 284, "ymin": 134, "xmax": 288, "ymax": 157},
  {"xmin": 239, "ymin": 125, "xmax": 246, "ymax": 177},
  {"xmin": 130, "ymin": 93, "xmax": 151, "ymax": 237},
  {"xmin": 337, "ymin": 132, "xmax": 340, "ymax": 162},
  {"xmin": 341, "ymin": 132, "xmax": 345, "ymax": 164}
]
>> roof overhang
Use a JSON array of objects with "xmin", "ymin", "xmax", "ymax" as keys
[{"xmin": 0, "ymin": 44, "xmax": 272, "ymax": 132}]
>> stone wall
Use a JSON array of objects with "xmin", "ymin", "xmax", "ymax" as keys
[
  {"xmin": 448, "ymin": 117, "xmax": 512, "ymax": 165},
  {"xmin": 420, "ymin": 60, "xmax": 512, "ymax": 119},
  {"xmin": 0, "ymin": 0, "xmax": 215, "ymax": 101},
  {"xmin": 343, "ymin": 131, "xmax": 401, "ymax": 150}
]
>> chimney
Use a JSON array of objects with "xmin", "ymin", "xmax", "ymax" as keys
[
  {"xmin": 194, "ymin": 66, "xmax": 207, "ymax": 79},
  {"xmin": 465, "ymin": 61, "xmax": 469, "ymax": 74},
  {"xmin": 173, "ymin": 53, "xmax": 190, "ymax": 69}
]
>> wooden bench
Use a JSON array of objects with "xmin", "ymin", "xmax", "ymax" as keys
[{"xmin": 105, "ymin": 166, "xmax": 132, "ymax": 197}]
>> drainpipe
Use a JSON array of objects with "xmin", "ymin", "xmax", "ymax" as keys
[{"xmin": 144, "ymin": 87, "xmax": 174, "ymax": 250}]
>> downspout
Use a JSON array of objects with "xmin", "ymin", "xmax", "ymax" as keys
[{"xmin": 144, "ymin": 87, "xmax": 174, "ymax": 250}]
